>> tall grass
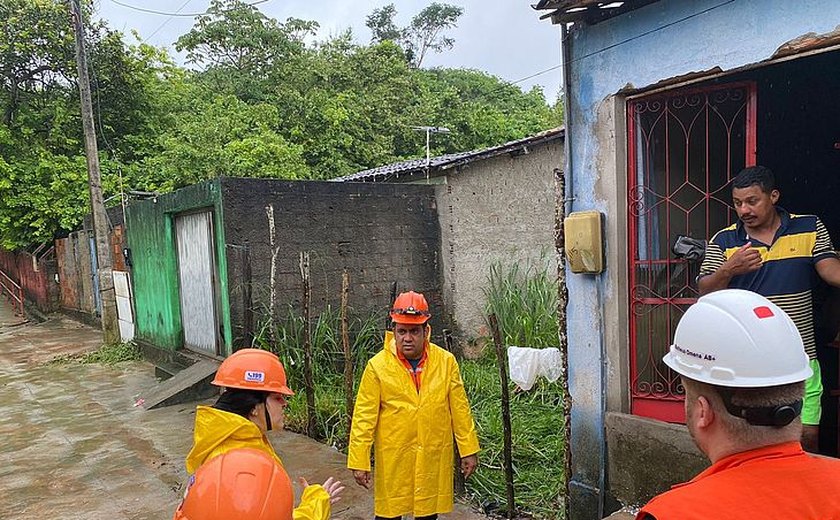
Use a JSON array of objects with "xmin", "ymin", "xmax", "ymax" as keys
[
  {"xmin": 252, "ymin": 305, "xmax": 382, "ymax": 449},
  {"xmin": 252, "ymin": 257, "xmax": 567, "ymax": 518},
  {"xmin": 484, "ymin": 259, "xmax": 560, "ymax": 348},
  {"xmin": 463, "ymin": 258, "xmax": 566, "ymax": 519}
]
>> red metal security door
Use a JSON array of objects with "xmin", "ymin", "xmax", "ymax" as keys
[{"xmin": 628, "ymin": 83, "xmax": 756, "ymax": 422}]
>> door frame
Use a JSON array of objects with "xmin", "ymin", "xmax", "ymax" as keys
[{"xmin": 173, "ymin": 208, "xmax": 223, "ymax": 357}]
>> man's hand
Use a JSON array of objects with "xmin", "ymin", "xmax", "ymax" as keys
[
  {"xmin": 460, "ymin": 454, "xmax": 478, "ymax": 479},
  {"xmin": 722, "ymin": 242, "xmax": 762, "ymax": 276},
  {"xmin": 353, "ymin": 470, "xmax": 372, "ymax": 489}
]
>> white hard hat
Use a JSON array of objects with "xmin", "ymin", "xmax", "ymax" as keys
[{"xmin": 663, "ymin": 289, "xmax": 812, "ymax": 388}]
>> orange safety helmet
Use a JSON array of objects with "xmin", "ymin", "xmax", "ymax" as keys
[
  {"xmin": 212, "ymin": 348, "xmax": 294, "ymax": 395},
  {"xmin": 173, "ymin": 448, "xmax": 294, "ymax": 520},
  {"xmin": 390, "ymin": 291, "xmax": 431, "ymax": 325}
]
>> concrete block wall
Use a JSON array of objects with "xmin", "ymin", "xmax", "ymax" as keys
[{"xmin": 220, "ymin": 178, "xmax": 444, "ymax": 347}]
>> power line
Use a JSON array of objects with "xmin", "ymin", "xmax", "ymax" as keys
[
  {"xmin": 499, "ymin": 0, "xmax": 737, "ymax": 91},
  {"xmin": 563, "ymin": 0, "xmax": 736, "ymax": 67},
  {"xmin": 106, "ymin": 0, "xmax": 268, "ymax": 17},
  {"xmin": 144, "ymin": 0, "xmax": 195, "ymax": 42},
  {"xmin": 505, "ymin": 64, "xmax": 563, "ymax": 88}
]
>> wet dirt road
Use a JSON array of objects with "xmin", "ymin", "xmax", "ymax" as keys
[{"xmin": 0, "ymin": 302, "xmax": 486, "ymax": 520}]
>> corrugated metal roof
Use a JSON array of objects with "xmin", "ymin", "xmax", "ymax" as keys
[
  {"xmin": 337, "ymin": 127, "xmax": 564, "ymax": 183},
  {"xmin": 533, "ymin": 0, "xmax": 660, "ymax": 25}
]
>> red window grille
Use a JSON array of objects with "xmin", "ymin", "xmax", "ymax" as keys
[{"xmin": 628, "ymin": 82, "xmax": 756, "ymax": 423}]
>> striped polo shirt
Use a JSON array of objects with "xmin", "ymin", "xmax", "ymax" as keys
[{"xmin": 699, "ymin": 208, "xmax": 837, "ymax": 359}]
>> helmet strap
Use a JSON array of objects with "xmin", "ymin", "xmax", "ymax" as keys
[
  {"xmin": 264, "ymin": 396, "xmax": 272, "ymax": 432},
  {"xmin": 717, "ymin": 387, "xmax": 802, "ymax": 427}
]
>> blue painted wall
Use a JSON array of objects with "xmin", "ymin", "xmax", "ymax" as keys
[{"xmin": 563, "ymin": 1, "xmax": 840, "ymax": 517}]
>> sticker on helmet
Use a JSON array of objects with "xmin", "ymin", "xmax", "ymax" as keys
[
  {"xmin": 245, "ymin": 370, "xmax": 265, "ymax": 382},
  {"xmin": 753, "ymin": 306, "xmax": 774, "ymax": 319}
]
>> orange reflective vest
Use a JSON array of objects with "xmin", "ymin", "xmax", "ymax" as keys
[{"xmin": 638, "ymin": 442, "xmax": 840, "ymax": 520}]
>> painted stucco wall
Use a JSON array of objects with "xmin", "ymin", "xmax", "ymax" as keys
[
  {"xmin": 125, "ymin": 181, "xmax": 231, "ymax": 352},
  {"xmin": 563, "ymin": 1, "xmax": 840, "ymax": 517},
  {"xmin": 435, "ymin": 140, "xmax": 563, "ymax": 341}
]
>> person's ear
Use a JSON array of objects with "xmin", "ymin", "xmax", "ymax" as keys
[
  {"xmin": 770, "ymin": 189, "xmax": 780, "ymax": 204},
  {"xmin": 696, "ymin": 395, "xmax": 716, "ymax": 429}
]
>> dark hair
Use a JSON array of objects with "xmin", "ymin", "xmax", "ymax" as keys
[
  {"xmin": 212, "ymin": 388, "xmax": 268, "ymax": 418},
  {"xmin": 732, "ymin": 165, "xmax": 775, "ymax": 193}
]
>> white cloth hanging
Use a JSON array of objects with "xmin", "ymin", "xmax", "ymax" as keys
[{"xmin": 507, "ymin": 346, "xmax": 563, "ymax": 391}]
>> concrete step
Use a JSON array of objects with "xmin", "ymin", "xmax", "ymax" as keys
[{"xmin": 140, "ymin": 358, "xmax": 220, "ymax": 410}]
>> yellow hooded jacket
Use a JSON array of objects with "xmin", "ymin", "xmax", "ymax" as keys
[
  {"xmin": 185, "ymin": 406, "xmax": 330, "ymax": 520},
  {"xmin": 347, "ymin": 331, "xmax": 480, "ymax": 517}
]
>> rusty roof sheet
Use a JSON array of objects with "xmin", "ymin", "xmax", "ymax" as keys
[
  {"xmin": 533, "ymin": 0, "xmax": 660, "ymax": 25},
  {"xmin": 336, "ymin": 127, "xmax": 564, "ymax": 183}
]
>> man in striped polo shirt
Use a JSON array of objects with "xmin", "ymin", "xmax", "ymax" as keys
[{"xmin": 698, "ymin": 165, "xmax": 840, "ymax": 452}]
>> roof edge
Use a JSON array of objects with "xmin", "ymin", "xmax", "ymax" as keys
[{"xmin": 337, "ymin": 127, "xmax": 564, "ymax": 183}]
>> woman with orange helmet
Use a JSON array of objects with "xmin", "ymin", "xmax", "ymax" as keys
[{"xmin": 182, "ymin": 348, "xmax": 343, "ymax": 520}]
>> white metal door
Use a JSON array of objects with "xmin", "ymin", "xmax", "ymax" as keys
[
  {"xmin": 113, "ymin": 270, "xmax": 135, "ymax": 341},
  {"xmin": 175, "ymin": 211, "xmax": 218, "ymax": 355}
]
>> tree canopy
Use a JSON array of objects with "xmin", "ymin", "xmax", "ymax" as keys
[
  {"xmin": 0, "ymin": 0, "xmax": 562, "ymax": 249},
  {"xmin": 367, "ymin": 2, "xmax": 464, "ymax": 68}
]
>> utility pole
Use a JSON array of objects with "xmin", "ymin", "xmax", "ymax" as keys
[
  {"xmin": 412, "ymin": 126, "xmax": 450, "ymax": 181},
  {"xmin": 69, "ymin": 0, "xmax": 120, "ymax": 344}
]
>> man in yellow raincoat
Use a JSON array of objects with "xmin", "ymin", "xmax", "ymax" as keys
[{"xmin": 348, "ymin": 291, "xmax": 480, "ymax": 520}]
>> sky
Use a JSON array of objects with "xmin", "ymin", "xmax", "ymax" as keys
[{"xmin": 93, "ymin": 0, "xmax": 564, "ymax": 102}]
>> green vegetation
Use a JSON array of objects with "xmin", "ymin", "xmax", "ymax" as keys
[
  {"xmin": 49, "ymin": 341, "xmax": 143, "ymax": 365},
  {"xmin": 80, "ymin": 341, "xmax": 143, "ymax": 364},
  {"xmin": 484, "ymin": 257, "xmax": 560, "ymax": 348},
  {"xmin": 463, "ymin": 258, "xmax": 565, "ymax": 518},
  {"xmin": 254, "ymin": 258, "xmax": 565, "ymax": 518},
  {"xmin": 462, "ymin": 358, "xmax": 565, "ymax": 519},
  {"xmin": 253, "ymin": 306, "xmax": 383, "ymax": 449},
  {"xmin": 0, "ymin": 0, "xmax": 561, "ymax": 249}
]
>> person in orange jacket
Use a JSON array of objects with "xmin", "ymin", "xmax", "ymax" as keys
[
  {"xmin": 183, "ymin": 348, "xmax": 343, "ymax": 520},
  {"xmin": 637, "ymin": 290, "xmax": 840, "ymax": 520},
  {"xmin": 174, "ymin": 448, "xmax": 294, "ymax": 520},
  {"xmin": 348, "ymin": 291, "xmax": 480, "ymax": 520}
]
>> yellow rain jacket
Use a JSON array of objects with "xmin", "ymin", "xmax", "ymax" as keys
[
  {"xmin": 185, "ymin": 406, "xmax": 330, "ymax": 520},
  {"xmin": 348, "ymin": 331, "xmax": 480, "ymax": 517}
]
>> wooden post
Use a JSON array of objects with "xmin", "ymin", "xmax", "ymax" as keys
[
  {"xmin": 387, "ymin": 281, "xmax": 398, "ymax": 329},
  {"xmin": 341, "ymin": 270, "xmax": 354, "ymax": 442},
  {"xmin": 266, "ymin": 204, "xmax": 278, "ymax": 345},
  {"xmin": 444, "ymin": 329, "xmax": 466, "ymax": 495},
  {"xmin": 554, "ymin": 167, "xmax": 572, "ymax": 519},
  {"xmin": 489, "ymin": 314, "xmax": 515, "ymax": 519},
  {"xmin": 300, "ymin": 252, "xmax": 316, "ymax": 437}
]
